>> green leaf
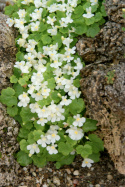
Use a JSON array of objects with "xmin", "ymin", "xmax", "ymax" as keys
[
  {"xmin": 28, "ymin": 132, "xmax": 35, "ymax": 144},
  {"xmin": 47, "ymin": 153, "xmax": 63, "ymax": 162},
  {"xmin": 69, "ymin": 98, "xmax": 85, "ymax": 115},
  {"xmin": 18, "ymin": 127, "xmax": 29, "ymax": 139},
  {"xmin": 86, "ymin": 23, "xmax": 100, "ymax": 37},
  {"xmin": 13, "ymin": 67, "xmax": 21, "ymax": 79},
  {"xmin": 10, "ymin": 75, "xmax": 18, "ymax": 83},
  {"xmin": 52, "ymin": 33, "xmax": 62, "ymax": 48},
  {"xmin": 7, "ymin": 106, "xmax": 18, "ymax": 117},
  {"xmin": 46, "ymin": 0, "xmax": 56, "ymax": 6},
  {"xmin": 82, "ymin": 118, "xmax": 97, "ymax": 132},
  {"xmin": 33, "ymin": 130, "xmax": 43, "ymax": 141},
  {"xmin": 22, "ymin": 122, "xmax": 33, "ymax": 130},
  {"xmin": 13, "ymin": 83, "xmax": 24, "ymax": 97},
  {"xmin": 34, "ymin": 121, "xmax": 45, "ymax": 131},
  {"xmin": 59, "ymin": 27, "xmax": 69, "ymax": 34},
  {"xmin": 4, "ymin": 4, "xmax": 18, "ymax": 16},
  {"xmin": 85, "ymin": 17, "xmax": 95, "ymax": 25},
  {"xmin": 41, "ymin": 34, "xmax": 52, "ymax": 45},
  {"xmin": 17, "ymin": 151, "xmax": 32, "ymax": 166},
  {"xmin": 65, "ymin": 136, "xmax": 77, "ymax": 146},
  {"xmin": 94, "ymin": 12, "xmax": 102, "ymax": 22},
  {"xmin": 76, "ymin": 144, "xmax": 92, "ymax": 158},
  {"xmin": 55, "ymin": 155, "xmax": 75, "ymax": 169},
  {"xmin": 25, "ymin": 13, "xmax": 30, "ymax": 22},
  {"xmin": 28, "ymin": 33, "xmax": 42, "ymax": 42},
  {"xmin": 73, "ymin": 79, "xmax": 80, "ymax": 88},
  {"xmin": 88, "ymin": 134, "xmax": 104, "ymax": 152},
  {"xmin": 67, "ymin": 117, "xmax": 74, "ymax": 125},
  {"xmin": 47, "ymin": 78, "xmax": 56, "ymax": 89},
  {"xmin": 83, "ymin": 2, "xmax": 90, "ymax": 10},
  {"xmin": 75, "ymin": 23, "xmax": 87, "ymax": 35},
  {"xmin": 18, "ymin": 77, "xmax": 28, "ymax": 86},
  {"xmin": 20, "ymin": 139, "xmax": 29, "ymax": 153},
  {"xmin": 0, "ymin": 87, "xmax": 17, "ymax": 107},
  {"xmin": 39, "ymin": 22, "xmax": 47, "ymax": 32},
  {"xmin": 88, "ymin": 152, "xmax": 100, "ymax": 162},
  {"xmin": 16, "ymin": 51, "xmax": 24, "ymax": 61},
  {"xmin": 101, "ymin": 5, "xmax": 107, "ymax": 16},
  {"xmin": 20, "ymin": 107, "xmax": 35, "ymax": 123},
  {"xmin": 51, "ymin": 91, "xmax": 61, "ymax": 103},
  {"xmin": 56, "ymin": 10, "xmax": 66, "ymax": 18},
  {"xmin": 58, "ymin": 142, "xmax": 73, "ymax": 156},
  {"xmin": 74, "ymin": 5, "xmax": 84, "ymax": 15},
  {"xmin": 32, "ymin": 155, "xmax": 47, "ymax": 167}
]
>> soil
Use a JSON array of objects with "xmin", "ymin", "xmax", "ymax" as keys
[{"xmin": 1, "ymin": 151, "xmax": 125, "ymax": 187}]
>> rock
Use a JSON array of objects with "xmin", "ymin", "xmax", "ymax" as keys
[
  {"xmin": 107, "ymin": 174, "xmax": 113, "ymax": 180},
  {"xmin": 79, "ymin": 0, "xmax": 125, "ymax": 175},
  {"xmin": 73, "ymin": 170, "xmax": 79, "ymax": 176},
  {"xmin": 0, "ymin": 12, "xmax": 17, "ymax": 91},
  {"xmin": 53, "ymin": 176, "xmax": 60, "ymax": 186}
]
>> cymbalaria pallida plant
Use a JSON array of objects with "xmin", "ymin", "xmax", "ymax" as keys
[{"xmin": 0, "ymin": 0, "xmax": 106, "ymax": 168}]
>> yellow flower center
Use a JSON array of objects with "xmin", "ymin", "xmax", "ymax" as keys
[
  {"xmin": 74, "ymin": 131, "xmax": 78, "ymax": 134},
  {"xmin": 23, "ymin": 94, "xmax": 27, "ymax": 98},
  {"xmin": 42, "ymin": 109, "xmax": 45, "ymax": 112},
  {"xmin": 52, "ymin": 134, "xmax": 56, "ymax": 137},
  {"xmin": 37, "ymin": 93, "xmax": 40, "ymax": 96},
  {"xmin": 33, "ymin": 145, "xmax": 36, "ymax": 149},
  {"xmin": 76, "ymin": 118, "xmax": 80, "ymax": 121},
  {"xmin": 85, "ymin": 161, "xmax": 89, "ymax": 164},
  {"xmin": 51, "ymin": 146, "xmax": 55, "ymax": 149}
]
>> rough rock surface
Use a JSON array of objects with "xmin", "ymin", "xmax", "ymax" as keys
[
  {"xmin": 0, "ymin": 13, "xmax": 17, "ymax": 90},
  {"xmin": 76, "ymin": 0, "xmax": 125, "ymax": 63},
  {"xmin": 78, "ymin": 0, "xmax": 125, "ymax": 174}
]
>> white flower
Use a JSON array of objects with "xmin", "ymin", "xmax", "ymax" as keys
[
  {"xmin": 90, "ymin": 0, "xmax": 98, "ymax": 6},
  {"xmin": 22, "ymin": 0, "xmax": 31, "ymax": 5},
  {"xmin": 17, "ymin": 38, "xmax": 26, "ymax": 47},
  {"xmin": 30, "ymin": 8, "xmax": 43, "ymax": 21},
  {"xmin": 14, "ymin": 19, "xmax": 26, "ymax": 30},
  {"xmin": 82, "ymin": 158, "xmax": 94, "ymax": 168},
  {"xmin": 66, "ymin": 126, "xmax": 84, "ymax": 140},
  {"xmin": 6, "ymin": 18, "xmax": 14, "ymax": 27},
  {"xmin": 31, "ymin": 91, "xmax": 43, "ymax": 101},
  {"xmin": 29, "ymin": 103, "xmax": 41, "ymax": 113},
  {"xmin": 83, "ymin": 7, "xmax": 94, "ymax": 18},
  {"xmin": 47, "ymin": 16, "xmax": 56, "ymax": 26},
  {"xmin": 27, "ymin": 143, "xmax": 40, "ymax": 156},
  {"xmin": 65, "ymin": 46, "xmax": 76, "ymax": 54},
  {"xmin": 37, "ymin": 118, "xmax": 48, "ymax": 126},
  {"xmin": 61, "ymin": 13, "xmax": 73, "ymax": 25},
  {"xmin": 47, "ymin": 4, "xmax": 58, "ymax": 13},
  {"xmin": 18, "ymin": 92, "xmax": 30, "ymax": 107},
  {"xmin": 30, "ymin": 21, "xmax": 40, "ymax": 31},
  {"xmin": 47, "ymin": 26, "xmax": 57, "ymax": 35},
  {"xmin": 31, "ymin": 72, "xmax": 44, "ymax": 85},
  {"xmin": 47, "ymin": 125, "xmax": 59, "ymax": 133},
  {"xmin": 47, "ymin": 131, "xmax": 60, "ymax": 144},
  {"xmin": 46, "ymin": 144, "xmax": 58, "ymax": 154},
  {"xmin": 62, "ymin": 37, "xmax": 73, "ymax": 47},
  {"xmin": 73, "ymin": 114, "xmax": 86, "ymax": 127},
  {"xmin": 17, "ymin": 9, "xmax": 26, "ymax": 18},
  {"xmin": 14, "ymin": 61, "xmax": 32, "ymax": 73},
  {"xmin": 41, "ymin": 88, "xmax": 51, "ymax": 98},
  {"xmin": 37, "ymin": 135, "xmax": 50, "ymax": 147},
  {"xmin": 34, "ymin": 0, "xmax": 43, "ymax": 8},
  {"xmin": 60, "ymin": 96, "xmax": 72, "ymax": 106}
]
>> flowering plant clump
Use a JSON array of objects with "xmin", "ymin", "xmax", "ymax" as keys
[{"xmin": 0, "ymin": 0, "xmax": 106, "ymax": 168}]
